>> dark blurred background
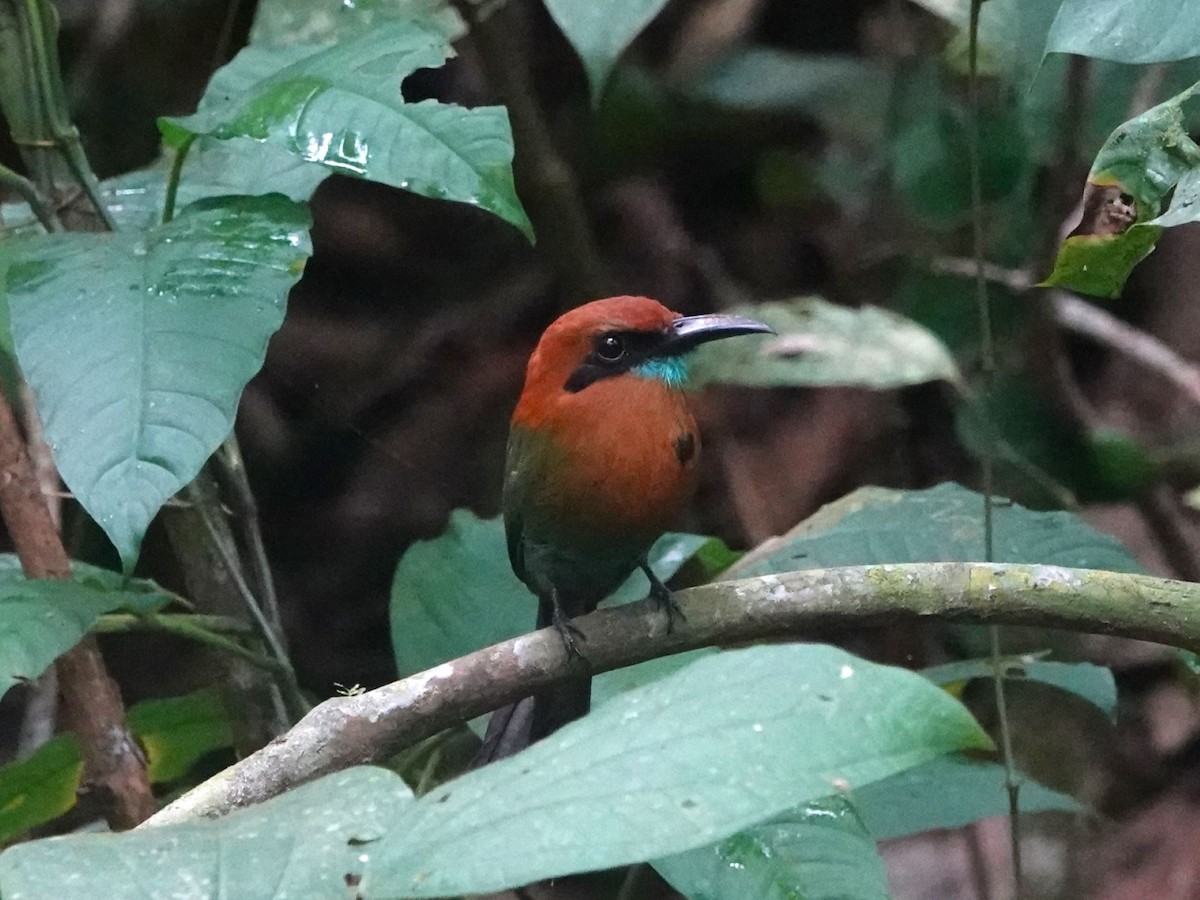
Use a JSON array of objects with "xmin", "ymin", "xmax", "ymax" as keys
[{"xmin": 8, "ymin": 1, "xmax": 1200, "ymax": 897}]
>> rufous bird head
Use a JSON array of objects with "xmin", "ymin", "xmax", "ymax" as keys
[{"xmin": 516, "ymin": 296, "xmax": 773, "ymax": 408}]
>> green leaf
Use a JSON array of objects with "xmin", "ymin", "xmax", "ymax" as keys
[
  {"xmin": 390, "ymin": 509, "xmax": 711, "ymax": 677},
  {"xmin": 365, "ymin": 644, "xmax": 990, "ymax": 896},
  {"xmin": 855, "ymin": 754, "xmax": 1080, "ymax": 840},
  {"xmin": 249, "ymin": 0, "xmax": 460, "ymax": 48},
  {"xmin": 126, "ymin": 689, "xmax": 235, "ymax": 783},
  {"xmin": 0, "ymin": 575, "xmax": 169, "ymax": 701},
  {"xmin": 0, "ymin": 767, "xmax": 414, "ymax": 897},
  {"xmin": 94, "ymin": 147, "xmax": 327, "ymax": 231},
  {"xmin": 686, "ymin": 49, "xmax": 891, "ymax": 144},
  {"xmin": 923, "ymin": 656, "xmax": 1118, "ymax": 720},
  {"xmin": 689, "ymin": 298, "xmax": 961, "ymax": 390},
  {"xmin": 654, "ymin": 796, "xmax": 890, "ymax": 900},
  {"xmin": 0, "ymin": 689, "xmax": 234, "ymax": 842},
  {"xmin": 6, "ymin": 195, "xmax": 311, "ymax": 568},
  {"xmin": 1042, "ymin": 82, "xmax": 1200, "ymax": 298},
  {"xmin": 907, "ymin": 0, "xmax": 1065, "ymax": 86},
  {"xmin": 161, "ymin": 16, "xmax": 532, "ymax": 238},
  {"xmin": 891, "ymin": 104, "xmax": 1027, "ymax": 225},
  {"xmin": 733, "ymin": 483, "xmax": 1142, "ymax": 577},
  {"xmin": 1046, "ymin": 0, "xmax": 1200, "ymax": 65},
  {"xmin": 0, "ymin": 648, "xmax": 986, "ymax": 898},
  {"xmin": 0, "ymin": 735, "xmax": 83, "ymax": 845},
  {"xmin": 542, "ymin": 0, "xmax": 670, "ymax": 104}
]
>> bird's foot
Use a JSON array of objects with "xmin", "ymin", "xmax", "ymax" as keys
[
  {"xmin": 648, "ymin": 579, "xmax": 686, "ymax": 633},
  {"xmin": 551, "ymin": 608, "xmax": 587, "ymax": 660}
]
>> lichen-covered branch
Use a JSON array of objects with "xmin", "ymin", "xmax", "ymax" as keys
[{"xmin": 146, "ymin": 561, "xmax": 1198, "ymax": 826}]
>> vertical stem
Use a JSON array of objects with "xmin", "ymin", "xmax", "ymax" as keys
[
  {"xmin": 161, "ymin": 134, "xmax": 196, "ymax": 225},
  {"xmin": 0, "ymin": 389, "xmax": 154, "ymax": 828},
  {"xmin": 965, "ymin": 1, "xmax": 1022, "ymax": 892},
  {"xmin": 448, "ymin": 0, "xmax": 608, "ymax": 302}
]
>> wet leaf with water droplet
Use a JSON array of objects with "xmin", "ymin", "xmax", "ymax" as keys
[
  {"xmin": 161, "ymin": 15, "xmax": 532, "ymax": 238},
  {"xmin": 5, "ymin": 195, "xmax": 311, "ymax": 569}
]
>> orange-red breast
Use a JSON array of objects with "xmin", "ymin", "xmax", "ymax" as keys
[{"xmin": 477, "ymin": 296, "xmax": 772, "ymax": 762}]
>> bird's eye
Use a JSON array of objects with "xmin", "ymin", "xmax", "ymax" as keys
[{"xmin": 597, "ymin": 335, "xmax": 626, "ymax": 362}]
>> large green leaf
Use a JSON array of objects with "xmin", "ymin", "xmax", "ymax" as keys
[
  {"xmin": 1042, "ymin": 82, "xmax": 1200, "ymax": 298},
  {"xmin": 161, "ymin": 15, "xmax": 532, "ymax": 239},
  {"xmin": 733, "ymin": 483, "xmax": 1142, "ymax": 578},
  {"xmin": 542, "ymin": 0, "xmax": 670, "ymax": 104},
  {"xmin": 0, "ymin": 572, "xmax": 169, "ymax": 701},
  {"xmin": 0, "ymin": 689, "xmax": 236, "ymax": 843},
  {"xmin": 686, "ymin": 49, "xmax": 890, "ymax": 144},
  {"xmin": 654, "ymin": 797, "xmax": 890, "ymax": 900},
  {"xmin": 0, "ymin": 767, "xmax": 412, "ymax": 897},
  {"xmin": 0, "ymin": 646, "xmax": 988, "ymax": 898},
  {"xmin": 390, "ymin": 509, "xmax": 713, "ymax": 677},
  {"xmin": 689, "ymin": 298, "xmax": 961, "ymax": 390},
  {"xmin": 126, "ymin": 688, "xmax": 235, "ymax": 783},
  {"xmin": 5, "ymin": 195, "xmax": 311, "ymax": 568},
  {"xmin": 367, "ymin": 643, "xmax": 989, "ymax": 896},
  {"xmin": 1046, "ymin": 0, "xmax": 1200, "ymax": 64}
]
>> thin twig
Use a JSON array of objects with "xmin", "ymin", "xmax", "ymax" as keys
[
  {"xmin": 187, "ymin": 481, "xmax": 309, "ymax": 720},
  {"xmin": 1053, "ymin": 292, "xmax": 1200, "ymax": 409},
  {"xmin": 92, "ymin": 612, "xmax": 290, "ymax": 676},
  {"xmin": 449, "ymin": 0, "xmax": 608, "ymax": 301},
  {"xmin": 215, "ymin": 437, "xmax": 284, "ymax": 636},
  {"xmin": 0, "ymin": 160, "xmax": 61, "ymax": 231},
  {"xmin": 965, "ymin": 2, "xmax": 1021, "ymax": 890},
  {"xmin": 145, "ymin": 562, "xmax": 1200, "ymax": 825}
]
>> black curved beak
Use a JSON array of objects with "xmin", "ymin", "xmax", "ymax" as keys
[{"xmin": 662, "ymin": 314, "xmax": 775, "ymax": 355}]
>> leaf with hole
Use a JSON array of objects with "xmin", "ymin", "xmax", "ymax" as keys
[
  {"xmin": 5, "ymin": 194, "xmax": 311, "ymax": 568},
  {"xmin": 161, "ymin": 14, "xmax": 531, "ymax": 238},
  {"xmin": 1042, "ymin": 82, "xmax": 1200, "ymax": 298}
]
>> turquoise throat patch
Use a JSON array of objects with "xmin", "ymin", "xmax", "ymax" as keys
[{"xmin": 633, "ymin": 356, "xmax": 689, "ymax": 388}]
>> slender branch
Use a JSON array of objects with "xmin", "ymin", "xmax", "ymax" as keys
[
  {"xmin": 186, "ymin": 480, "xmax": 306, "ymax": 720},
  {"xmin": 0, "ymin": 160, "xmax": 61, "ymax": 231},
  {"xmin": 92, "ymin": 612, "xmax": 287, "ymax": 675},
  {"xmin": 1052, "ymin": 292, "xmax": 1200, "ymax": 409},
  {"xmin": 145, "ymin": 562, "xmax": 1200, "ymax": 826},
  {"xmin": 449, "ymin": 0, "xmax": 608, "ymax": 300},
  {"xmin": 0, "ymin": 389, "xmax": 154, "ymax": 828},
  {"xmin": 965, "ymin": 0, "xmax": 1020, "ymax": 883},
  {"xmin": 215, "ymin": 437, "xmax": 284, "ymax": 637}
]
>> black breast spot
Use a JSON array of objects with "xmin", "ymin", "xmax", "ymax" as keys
[{"xmin": 674, "ymin": 432, "xmax": 696, "ymax": 466}]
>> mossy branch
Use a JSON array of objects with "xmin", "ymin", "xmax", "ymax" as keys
[{"xmin": 145, "ymin": 562, "xmax": 1194, "ymax": 826}]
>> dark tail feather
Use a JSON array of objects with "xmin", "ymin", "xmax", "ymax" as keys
[{"xmin": 471, "ymin": 599, "xmax": 592, "ymax": 767}]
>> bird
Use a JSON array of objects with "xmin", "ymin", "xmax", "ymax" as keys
[{"xmin": 475, "ymin": 295, "xmax": 773, "ymax": 763}]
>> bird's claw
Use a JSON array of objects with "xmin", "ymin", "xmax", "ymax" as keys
[
  {"xmin": 552, "ymin": 608, "xmax": 587, "ymax": 660},
  {"xmin": 649, "ymin": 580, "xmax": 686, "ymax": 633}
]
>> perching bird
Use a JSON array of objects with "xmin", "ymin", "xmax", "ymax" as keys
[{"xmin": 475, "ymin": 295, "xmax": 772, "ymax": 763}]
